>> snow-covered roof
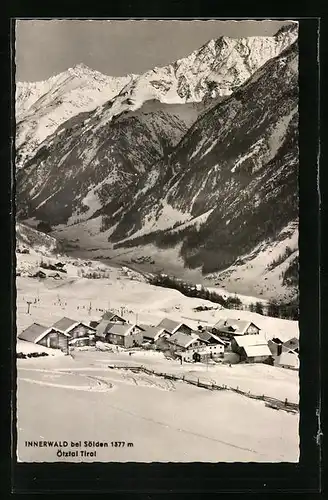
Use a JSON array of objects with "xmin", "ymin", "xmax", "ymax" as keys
[
  {"xmin": 234, "ymin": 334, "xmax": 268, "ymax": 348},
  {"xmin": 157, "ymin": 318, "xmax": 191, "ymax": 333},
  {"xmin": 168, "ymin": 332, "xmax": 199, "ymax": 349},
  {"xmin": 213, "ymin": 318, "xmax": 260, "ymax": 335},
  {"xmin": 52, "ymin": 317, "xmax": 95, "ymax": 333},
  {"xmin": 52, "ymin": 317, "xmax": 77, "ymax": 332},
  {"xmin": 243, "ymin": 344, "xmax": 272, "ymax": 358},
  {"xmin": 107, "ymin": 324, "xmax": 140, "ymax": 336},
  {"xmin": 197, "ymin": 330, "xmax": 212, "ymax": 342},
  {"xmin": 18, "ymin": 323, "xmax": 70, "ymax": 344},
  {"xmin": 197, "ymin": 330, "xmax": 225, "ymax": 345},
  {"xmin": 18, "ymin": 323, "xmax": 49, "ymax": 343},
  {"xmin": 275, "ymin": 352, "xmax": 300, "ymax": 368},
  {"xmin": 102, "ymin": 310, "xmax": 126, "ymax": 322},
  {"xmin": 142, "ymin": 326, "xmax": 167, "ymax": 340},
  {"xmin": 96, "ymin": 320, "xmax": 115, "ymax": 338}
]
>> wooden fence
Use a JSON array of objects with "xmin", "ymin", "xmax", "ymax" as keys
[{"xmin": 107, "ymin": 364, "xmax": 298, "ymax": 414}]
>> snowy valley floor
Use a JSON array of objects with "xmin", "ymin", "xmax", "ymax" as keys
[
  {"xmin": 16, "ymin": 255, "xmax": 299, "ymax": 463},
  {"xmin": 17, "ymin": 350, "xmax": 299, "ymax": 463}
]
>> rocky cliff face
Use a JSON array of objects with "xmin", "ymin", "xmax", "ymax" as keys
[
  {"xmin": 105, "ymin": 41, "xmax": 298, "ymax": 279},
  {"xmin": 16, "ymin": 98, "xmax": 189, "ymax": 226}
]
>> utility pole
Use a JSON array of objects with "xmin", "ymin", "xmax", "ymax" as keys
[{"xmin": 26, "ymin": 301, "xmax": 32, "ymax": 314}]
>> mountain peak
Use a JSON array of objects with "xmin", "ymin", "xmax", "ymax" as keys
[
  {"xmin": 68, "ymin": 63, "xmax": 98, "ymax": 76},
  {"xmin": 274, "ymin": 23, "xmax": 298, "ymax": 38}
]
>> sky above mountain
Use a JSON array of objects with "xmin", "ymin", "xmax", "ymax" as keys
[{"xmin": 15, "ymin": 19, "xmax": 296, "ymax": 82}]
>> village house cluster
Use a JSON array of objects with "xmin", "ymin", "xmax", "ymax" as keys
[{"xmin": 18, "ymin": 310, "xmax": 299, "ymax": 370}]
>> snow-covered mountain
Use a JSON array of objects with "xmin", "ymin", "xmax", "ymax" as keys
[
  {"xmin": 15, "ymin": 64, "xmax": 135, "ymax": 168},
  {"xmin": 16, "ymin": 26, "xmax": 299, "ymax": 300},
  {"xmin": 98, "ymin": 41, "xmax": 299, "ymax": 299},
  {"xmin": 120, "ymin": 24, "xmax": 298, "ymax": 104},
  {"xmin": 16, "ymin": 24, "xmax": 297, "ymax": 168},
  {"xmin": 16, "ymin": 99, "xmax": 189, "ymax": 226}
]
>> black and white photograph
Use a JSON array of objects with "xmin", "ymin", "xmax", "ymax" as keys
[{"xmin": 15, "ymin": 19, "xmax": 300, "ymax": 463}]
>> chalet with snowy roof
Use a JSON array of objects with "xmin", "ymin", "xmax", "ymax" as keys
[
  {"xmin": 167, "ymin": 331, "xmax": 204, "ymax": 351},
  {"xmin": 52, "ymin": 317, "xmax": 96, "ymax": 347},
  {"xmin": 231, "ymin": 335, "xmax": 271, "ymax": 363},
  {"xmin": 157, "ymin": 318, "xmax": 193, "ymax": 335},
  {"xmin": 18, "ymin": 323, "xmax": 70, "ymax": 354},
  {"xmin": 141, "ymin": 326, "xmax": 171, "ymax": 343},
  {"xmin": 106, "ymin": 323, "xmax": 144, "ymax": 348},
  {"xmin": 212, "ymin": 318, "xmax": 261, "ymax": 339},
  {"xmin": 102, "ymin": 311, "xmax": 127, "ymax": 324},
  {"xmin": 182, "ymin": 341, "xmax": 225, "ymax": 363}
]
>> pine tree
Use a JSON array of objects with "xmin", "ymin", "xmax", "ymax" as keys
[{"xmin": 255, "ymin": 302, "xmax": 264, "ymax": 315}]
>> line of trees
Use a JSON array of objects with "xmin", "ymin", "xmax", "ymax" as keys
[{"xmin": 148, "ymin": 274, "xmax": 299, "ymax": 320}]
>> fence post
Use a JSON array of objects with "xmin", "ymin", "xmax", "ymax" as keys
[
  {"xmin": 285, "ymin": 398, "xmax": 288, "ymax": 407},
  {"xmin": 197, "ymin": 378, "xmax": 200, "ymax": 386}
]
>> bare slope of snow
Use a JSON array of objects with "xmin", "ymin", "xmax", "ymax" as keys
[
  {"xmin": 205, "ymin": 221, "xmax": 299, "ymax": 300},
  {"xmin": 17, "ymin": 361, "xmax": 299, "ymax": 462}
]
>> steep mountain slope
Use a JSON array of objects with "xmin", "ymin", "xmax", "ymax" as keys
[
  {"xmin": 16, "ymin": 24, "xmax": 297, "ymax": 169},
  {"xmin": 16, "ymin": 222, "xmax": 63, "ymax": 255},
  {"xmin": 103, "ymin": 42, "xmax": 298, "ymax": 293},
  {"xmin": 16, "ymin": 99, "xmax": 189, "ymax": 226},
  {"xmin": 15, "ymin": 64, "xmax": 134, "ymax": 168}
]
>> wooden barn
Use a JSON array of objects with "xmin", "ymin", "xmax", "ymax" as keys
[
  {"xmin": 18, "ymin": 323, "xmax": 70, "ymax": 354},
  {"xmin": 52, "ymin": 317, "xmax": 96, "ymax": 347},
  {"xmin": 231, "ymin": 335, "xmax": 272, "ymax": 363},
  {"xmin": 106, "ymin": 323, "xmax": 144, "ymax": 348}
]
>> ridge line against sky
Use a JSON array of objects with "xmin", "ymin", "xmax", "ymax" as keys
[{"xmin": 15, "ymin": 19, "xmax": 296, "ymax": 82}]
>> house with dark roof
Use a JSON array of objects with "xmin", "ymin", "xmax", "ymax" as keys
[
  {"xmin": 18, "ymin": 323, "xmax": 70, "ymax": 353},
  {"xmin": 231, "ymin": 335, "xmax": 272, "ymax": 363},
  {"xmin": 141, "ymin": 326, "xmax": 170, "ymax": 343},
  {"xmin": 212, "ymin": 318, "xmax": 261, "ymax": 339},
  {"xmin": 157, "ymin": 318, "xmax": 193, "ymax": 335},
  {"xmin": 197, "ymin": 329, "xmax": 227, "ymax": 346},
  {"xmin": 106, "ymin": 323, "xmax": 144, "ymax": 348},
  {"xmin": 102, "ymin": 311, "xmax": 127, "ymax": 324},
  {"xmin": 52, "ymin": 317, "xmax": 96, "ymax": 347},
  {"xmin": 282, "ymin": 337, "xmax": 299, "ymax": 353}
]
